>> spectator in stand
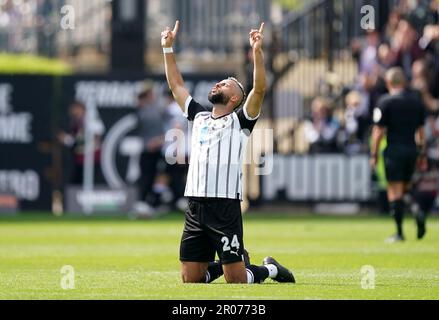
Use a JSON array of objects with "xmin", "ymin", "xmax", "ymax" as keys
[
  {"xmin": 352, "ymin": 72, "xmax": 388, "ymax": 128},
  {"xmin": 404, "ymin": 0, "xmax": 437, "ymax": 33},
  {"xmin": 384, "ymin": 9, "xmax": 402, "ymax": 43},
  {"xmin": 341, "ymin": 90, "xmax": 370, "ymax": 155},
  {"xmin": 358, "ymin": 30, "xmax": 381, "ymax": 77},
  {"xmin": 352, "ymin": 30, "xmax": 391, "ymax": 122},
  {"xmin": 377, "ymin": 43, "xmax": 396, "ymax": 71},
  {"xmin": 411, "ymin": 58, "xmax": 439, "ymax": 112},
  {"xmin": 424, "ymin": 112, "xmax": 439, "ymax": 160},
  {"xmin": 303, "ymin": 97, "xmax": 340, "ymax": 154},
  {"xmin": 411, "ymin": 58, "xmax": 439, "ymax": 163},
  {"xmin": 392, "ymin": 18, "xmax": 425, "ymax": 79},
  {"xmin": 351, "ymin": 30, "xmax": 381, "ymax": 80}
]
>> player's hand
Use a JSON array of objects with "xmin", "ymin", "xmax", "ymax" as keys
[
  {"xmin": 249, "ymin": 22, "xmax": 264, "ymax": 51},
  {"xmin": 161, "ymin": 20, "xmax": 179, "ymax": 48}
]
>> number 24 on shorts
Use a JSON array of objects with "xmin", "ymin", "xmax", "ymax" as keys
[{"xmin": 221, "ymin": 235, "xmax": 240, "ymax": 254}]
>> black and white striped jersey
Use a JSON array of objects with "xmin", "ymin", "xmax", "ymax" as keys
[{"xmin": 183, "ymin": 96, "xmax": 259, "ymax": 200}]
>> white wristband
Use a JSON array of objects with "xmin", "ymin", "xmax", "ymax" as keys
[{"xmin": 163, "ymin": 47, "xmax": 173, "ymax": 54}]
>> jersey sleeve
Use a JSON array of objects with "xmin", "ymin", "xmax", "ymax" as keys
[
  {"xmin": 183, "ymin": 96, "xmax": 208, "ymax": 121},
  {"xmin": 236, "ymin": 106, "xmax": 260, "ymax": 135},
  {"xmin": 373, "ymin": 96, "xmax": 389, "ymax": 127}
]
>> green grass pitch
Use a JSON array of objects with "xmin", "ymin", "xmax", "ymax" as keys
[{"xmin": 0, "ymin": 213, "xmax": 438, "ymax": 300}]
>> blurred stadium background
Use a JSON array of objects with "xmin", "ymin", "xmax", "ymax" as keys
[
  {"xmin": 1, "ymin": 0, "xmax": 439, "ymax": 217},
  {"xmin": 1, "ymin": 0, "xmax": 439, "ymax": 301}
]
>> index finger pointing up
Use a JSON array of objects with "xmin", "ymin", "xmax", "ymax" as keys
[
  {"xmin": 259, "ymin": 22, "xmax": 265, "ymax": 34},
  {"xmin": 173, "ymin": 20, "xmax": 180, "ymax": 34}
]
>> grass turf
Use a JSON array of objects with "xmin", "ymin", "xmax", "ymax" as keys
[{"xmin": 0, "ymin": 213, "xmax": 438, "ymax": 300}]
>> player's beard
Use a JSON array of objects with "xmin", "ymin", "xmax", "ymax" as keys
[{"xmin": 208, "ymin": 91, "xmax": 230, "ymax": 105}]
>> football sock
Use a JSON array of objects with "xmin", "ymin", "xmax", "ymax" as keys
[
  {"xmin": 263, "ymin": 264, "xmax": 278, "ymax": 278},
  {"xmin": 246, "ymin": 265, "xmax": 269, "ymax": 284},
  {"xmin": 205, "ymin": 261, "xmax": 223, "ymax": 283},
  {"xmin": 390, "ymin": 199, "xmax": 404, "ymax": 237}
]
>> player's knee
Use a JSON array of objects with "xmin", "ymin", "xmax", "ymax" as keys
[{"xmin": 224, "ymin": 273, "xmax": 247, "ymax": 284}]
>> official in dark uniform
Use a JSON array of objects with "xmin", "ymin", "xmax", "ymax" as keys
[{"xmin": 370, "ymin": 67, "xmax": 427, "ymax": 243}]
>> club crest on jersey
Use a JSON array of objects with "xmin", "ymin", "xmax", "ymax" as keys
[{"xmin": 199, "ymin": 125, "xmax": 209, "ymax": 145}]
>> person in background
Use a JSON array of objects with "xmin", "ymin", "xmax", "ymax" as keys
[
  {"xmin": 392, "ymin": 18, "xmax": 425, "ymax": 80},
  {"xmin": 411, "ymin": 58, "xmax": 439, "ymax": 112},
  {"xmin": 303, "ymin": 97, "xmax": 340, "ymax": 154},
  {"xmin": 384, "ymin": 9, "xmax": 402, "ymax": 43},
  {"xmin": 342, "ymin": 90, "xmax": 370, "ymax": 154},
  {"xmin": 58, "ymin": 101, "xmax": 104, "ymax": 185},
  {"xmin": 377, "ymin": 43, "xmax": 396, "ymax": 72},
  {"xmin": 162, "ymin": 89, "xmax": 189, "ymax": 212},
  {"xmin": 134, "ymin": 82, "xmax": 165, "ymax": 215},
  {"xmin": 370, "ymin": 67, "xmax": 427, "ymax": 243},
  {"xmin": 358, "ymin": 30, "xmax": 381, "ymax": 77}
]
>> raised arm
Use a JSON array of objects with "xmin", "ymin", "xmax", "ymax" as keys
[
  {"xmin": 244, "ymin": 23, "xmax": 266, "ymax": 118},
  {"xmin": 161, "ymin": 20, "xmax": 190, "ymax": 110}
]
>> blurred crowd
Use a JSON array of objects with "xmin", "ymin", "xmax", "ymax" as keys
[
  {"xmin": 0, "ymin": 0, "xmax": 59, "ymax": 54},
  {"xmin": 302, "ymin": 0, "xmax": 439, "ymax": 158}
]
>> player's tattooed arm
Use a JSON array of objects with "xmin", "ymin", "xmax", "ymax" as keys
[
  {"xmin": 243, "ymin": 23, "xmax": 266, "ymax": 119},
  {"xmin": 161, "ymin": 20, "xmax": 190, "ymax": 111}
]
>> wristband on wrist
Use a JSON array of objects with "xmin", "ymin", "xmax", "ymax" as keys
[{"xmin": 163, "ymin": 47, "xmax": 173, "ymax": 54}]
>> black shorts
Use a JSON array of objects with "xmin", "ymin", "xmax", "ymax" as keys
[
  {"xmin": 180, "ymin": 197, "xmax": 245, "ymax": 265},
  {"xmin": 384, "ymin": 145, "xmax": 418, "ymax": 183}
]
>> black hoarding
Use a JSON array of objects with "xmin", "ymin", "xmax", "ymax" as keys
[{"xmin": 0, "ymin": 76, "xmax": 54, "ymax": 211}]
